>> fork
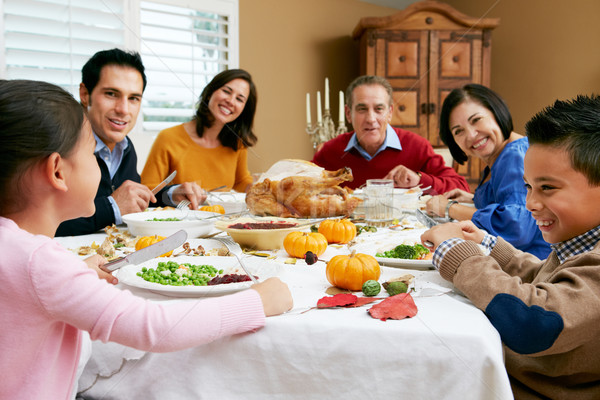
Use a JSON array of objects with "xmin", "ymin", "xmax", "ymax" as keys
[
  {"xmin": 176, "ymin": 199, "xmax": 191, "ymax": 210},
  {"xmin": 213, "ymin": 236, "xmax": 258, "ymax": 284}
]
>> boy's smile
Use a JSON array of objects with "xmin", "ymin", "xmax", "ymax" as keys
[{"xmin": 524, "ymin": 144, "xmax": 600, "ymax": 244}]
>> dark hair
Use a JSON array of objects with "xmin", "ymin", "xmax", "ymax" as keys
[
  {"xmin": 439, "ymin": 84, "xmax": 514, "ymax": 165},
  {"xmin": 526, "ymin": 94, "xmax": 600, "ymax": 185},
  {"xmin": 0, "ymin": 80, "xmax": 85, "ymax": 215},
  {"xmin": 193, "ymin": 69, "xmax": 257, "ymax": 151},
  {"xmin": 346, "ymin": 75, "xmax": 393, "ymax": 109},
  {"xmin": 81, "ymin": 48, "xmax": 147, "ymax": 94}
]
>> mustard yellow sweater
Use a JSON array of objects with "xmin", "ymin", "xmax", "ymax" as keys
[{"xmin": 141, "ymin": 124, "xmax": 253, "ymax": 193}]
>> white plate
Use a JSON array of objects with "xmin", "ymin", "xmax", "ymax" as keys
[
  {"xmin": 122, "ymin": 210, "xmax": 217, "ymax": 238},
  {"xmin": 114, "ymin": 256, "xmax": 281, "ymax": 297},
  {"xmin": 375, "ymin": 256, "xmax": 433, "ymax": 270}
]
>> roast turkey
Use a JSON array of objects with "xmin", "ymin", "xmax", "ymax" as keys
[{"xmin": 246, "ymin": 160, "xmax": 361, "ymax": 218}]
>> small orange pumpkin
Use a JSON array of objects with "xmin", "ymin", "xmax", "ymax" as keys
[
  {"xmin": 200, "ymin": 204, "xmax": 226, "ymax": 214},
  {"xmin": 283, "ymin": 231, "xmax": 328, "ymax": 258},
  {"xmin": 135, "ymin": 235, "xmax": 174, "ymax": 257},
  {"xmin": 326, "ymin": 250, "xmax": 381, "ymax": 291},
  {"xmin": 318, "ymin": 219, "xmax": 357, "ymax": 244}
]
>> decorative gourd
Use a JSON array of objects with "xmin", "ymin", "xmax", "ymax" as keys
[
  {"xmin": 283, "ymin": 231, "xmax": 328, "ymax": 258},
  {"xmin": 326, "ymin": 250, "xmax": 381, "ymax": 291},
  {"xmin": 135, "ymin": 235, "xmax": 174, "ymax": 257},
  {"xmin": 318, "ymin": 219, "xmax": 357, "ymax": 244},
  {"xmin": 200, "ymin": 204, "xmax": 226, "ymax": 214}
]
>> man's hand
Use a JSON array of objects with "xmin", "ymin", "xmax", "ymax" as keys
[
  {"xmin": 384, "ymin": 165, "xmax": 421, "ymax": 188},
  {"xmin": 172, "ymin": 182, "xmax": 207, "ymax": 210},
  {"xmin": 112, "ymin": 180, "xmax": 156, "ymax": 215},
  {"xmin": 84, "ymin": 254, "xmax": 118, "ymax": 284}
]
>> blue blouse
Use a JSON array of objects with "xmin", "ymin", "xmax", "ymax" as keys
[{"xmin": 472, "ymin": 138, "xmax": 551, "ymax": 259}]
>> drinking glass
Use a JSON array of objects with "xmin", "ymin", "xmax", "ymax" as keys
[{"xmin": 364, "ymin": 179, "xmax": 394, "ymax": 226}]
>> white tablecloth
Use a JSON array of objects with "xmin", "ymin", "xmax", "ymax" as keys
[{"xmin": 56, "ymin": 227, "xmax": 513, "ymax": 400}]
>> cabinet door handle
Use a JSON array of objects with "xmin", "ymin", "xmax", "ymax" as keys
[
  {"xmin": 428, "ymin": 103, "xmax": 435, "ymax": 114},
  {"xmin": 421, "ymin": 103, "xmax": 436, "ymax": 115}
]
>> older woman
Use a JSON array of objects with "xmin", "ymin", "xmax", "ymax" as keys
[
  {"xmin": 425, "ymin": 84, "xmax": 550, "ymax": 258},
  {"xmin": 141, "ymin": 69, "xmax": 257, "ymax": 194}
]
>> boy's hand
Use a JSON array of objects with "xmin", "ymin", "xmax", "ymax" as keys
[
  {"xmin": 421, "ymin": 222, "xmax": 465, "ymax": 250},
  {"xmin": 458, "ymin": 220, "xmax": 486, "ymax": 244},
  {"xmin": 84, "ymin": 254, "xmax": 118, "ymax": 285}
]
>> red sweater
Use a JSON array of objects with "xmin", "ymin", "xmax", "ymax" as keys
[{"xmin": 312, "ymin": 127, "xmax": 469, "ymax": 192}]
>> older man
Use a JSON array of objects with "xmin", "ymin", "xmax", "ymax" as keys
[
  {"xmin": 312, "ymin": 75, "xmax": 469, "ymax": 192},
  {"xmin": 56, "ymin": 49, "xmax": 205, "ymax": 236}
]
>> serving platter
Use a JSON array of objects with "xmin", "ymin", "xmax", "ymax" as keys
[{"xmin": 114, "ymin": 256, "xmax": 281, "ymax": 297}]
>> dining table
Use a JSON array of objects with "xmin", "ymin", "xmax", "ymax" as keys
[{"xmin": 55, "ymin": 214, "xmax": 513, "ymax": 400}]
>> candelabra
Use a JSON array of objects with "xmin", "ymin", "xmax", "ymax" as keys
[{"xmin": 306, "ymin": 111, "xmax": 347, "ymax": 149}]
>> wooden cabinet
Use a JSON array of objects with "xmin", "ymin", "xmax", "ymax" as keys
[{"xmin": 352, "ymin": 1, "xmax": 499, "ymax": 190}]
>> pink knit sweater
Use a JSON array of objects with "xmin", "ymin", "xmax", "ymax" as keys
[{"xmin": 0, "ymin": 217, "xmax": 265, "ymax": 399}]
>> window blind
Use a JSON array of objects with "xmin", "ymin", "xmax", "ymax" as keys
[
  {"xmin": 1, "ymin": 0, "xmax": 126, "ymax": 97},
  {"xmin": 140, "ymin": 0, "xmax": 238, "ymax": 132},
  {"xmin": 1, "ymin": 0, "xmax": 239, "ymax": 132}
]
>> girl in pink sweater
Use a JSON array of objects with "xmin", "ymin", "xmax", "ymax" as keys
[{"xmin": 0, "ymin": 80, "xmax": 292, "ymax": 399}]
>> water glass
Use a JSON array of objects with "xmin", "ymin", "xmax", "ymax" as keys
[{"xmin": 364, "ymin": 179, "xmax": 394, "ymax": 225}]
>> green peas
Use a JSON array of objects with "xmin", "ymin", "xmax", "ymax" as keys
[{"xmin": 137, "ymin": 261, "xmax": 220, "ymax": 286}]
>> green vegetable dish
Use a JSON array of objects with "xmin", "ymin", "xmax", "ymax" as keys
[
  {"xmin": 146, "ymin": 217, "xmax": 182, "ymax": 221},
  {"xmin": 137, "ymin": 261, "xmax": 223, "ymax": 286},
  {"xmin": 376, "ymin": 243, "xmax": 430, "ymax": 260}
]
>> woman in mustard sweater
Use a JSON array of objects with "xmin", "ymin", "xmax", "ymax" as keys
[{"xmin": 142, "ymin": 69, "xmax": 257, "ymax": 193}]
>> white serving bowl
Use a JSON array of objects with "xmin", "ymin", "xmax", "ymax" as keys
[
  {"xmin": 122, "ymin": 210, "xmax": 218, "ymax": 238},
  {"xmin": 207, "ymin": 192, "xmax": 247, "ymax": 214}
]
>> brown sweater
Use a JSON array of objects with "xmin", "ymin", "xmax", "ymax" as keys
[{"xmin": 440, "ymin": 238, "xmax": 600, "ymax": 400}]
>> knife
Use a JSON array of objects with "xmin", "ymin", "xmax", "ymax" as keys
[
  {"xmin": 151, "ymin": 170, "xmax": 177, "ymax": 195},
  {"xmin": 104, "ymin": 229, "xmax": 188, "ymax": 272},
  {"xmin": 416, "ymin": 209, "xmax": 440, "ymax": 229}
]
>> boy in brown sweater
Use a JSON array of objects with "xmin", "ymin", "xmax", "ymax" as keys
[{"xmin": 422, "ymin": 94, "xmax": 600, "ymax": 400}]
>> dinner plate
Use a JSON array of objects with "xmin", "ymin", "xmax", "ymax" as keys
[
  {"xmin": 122, "ymin": 210, "xmax": 218, "ymax": 238},
  {"xmin": 114, "ymin": 256, "xmax": 281, "ymax": 297},
  {"xmin": 375, "ymin": 256, "xmax": 434, "ymax": 270}
]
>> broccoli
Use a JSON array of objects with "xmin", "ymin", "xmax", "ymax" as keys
[
  {"xmin": 376, "ymin": 243, "xmax": 429, "ymax": 260},
  {"xmin": 376, "ymin": 244, "xmax": 416, "ymax": 259}
]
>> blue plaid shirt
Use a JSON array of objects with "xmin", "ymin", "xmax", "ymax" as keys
[
  {"xmin": 551, "ymin": 225, "xmax": 600, "ymax": 264},
  {"xmin": 432, "ymin": 234, "xmax": 498, "ymax": 270}
]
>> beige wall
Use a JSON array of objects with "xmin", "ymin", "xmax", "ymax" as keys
[
  {"xmin": 240, "ymin": 0, "xmax": 600, "ymax": 175},
  {"xmin": 239, "ymin": 0, "xmax": 397, "ymax": 175},
  {"xmin": 447, "ymin": 0, "xmax": 600, "ymax": 134}
]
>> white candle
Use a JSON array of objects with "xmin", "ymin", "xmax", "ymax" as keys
[
  {"xmin": 339, "ymin": 90, "xmax": 344, "ymax": 124},
  {"xmin": 317, "ymin": 91, "xmax": 322, "ymax": 123},
  {"xmin": 325, "ymin": 78, "xmax": 330, "ymax": 111},
  {"xmin": 306, "ymin": 93, "xmax": 311, "ymax": 126}
]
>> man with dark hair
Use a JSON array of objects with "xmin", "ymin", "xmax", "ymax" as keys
[
  {"xmin": 56, "ymin": 49, "xmax": 205, "ymax": 236},
  {"xmin": 312, "ymin": 75, "xmax": 469, "ymax": 193}
]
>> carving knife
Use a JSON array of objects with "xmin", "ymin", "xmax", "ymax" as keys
[
  {"xmin": 151, "ymin": 170, "xmax": 177, "ymax": 195},
  {"xmin": 104, "ymin": 229, "xmax": 188, "ymax": 272}
]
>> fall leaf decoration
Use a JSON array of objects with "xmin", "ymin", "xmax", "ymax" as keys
[
  {"xmin": 317, "ymin": 293, "xmax": 358, "ymax": 308},
  {"xmin": 316, "ymin": 294, "xmax": 381, "ymax": 309},
  {"xmin": 368, "ymin": 293, "xmax": 418, "ymax": 321}
]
